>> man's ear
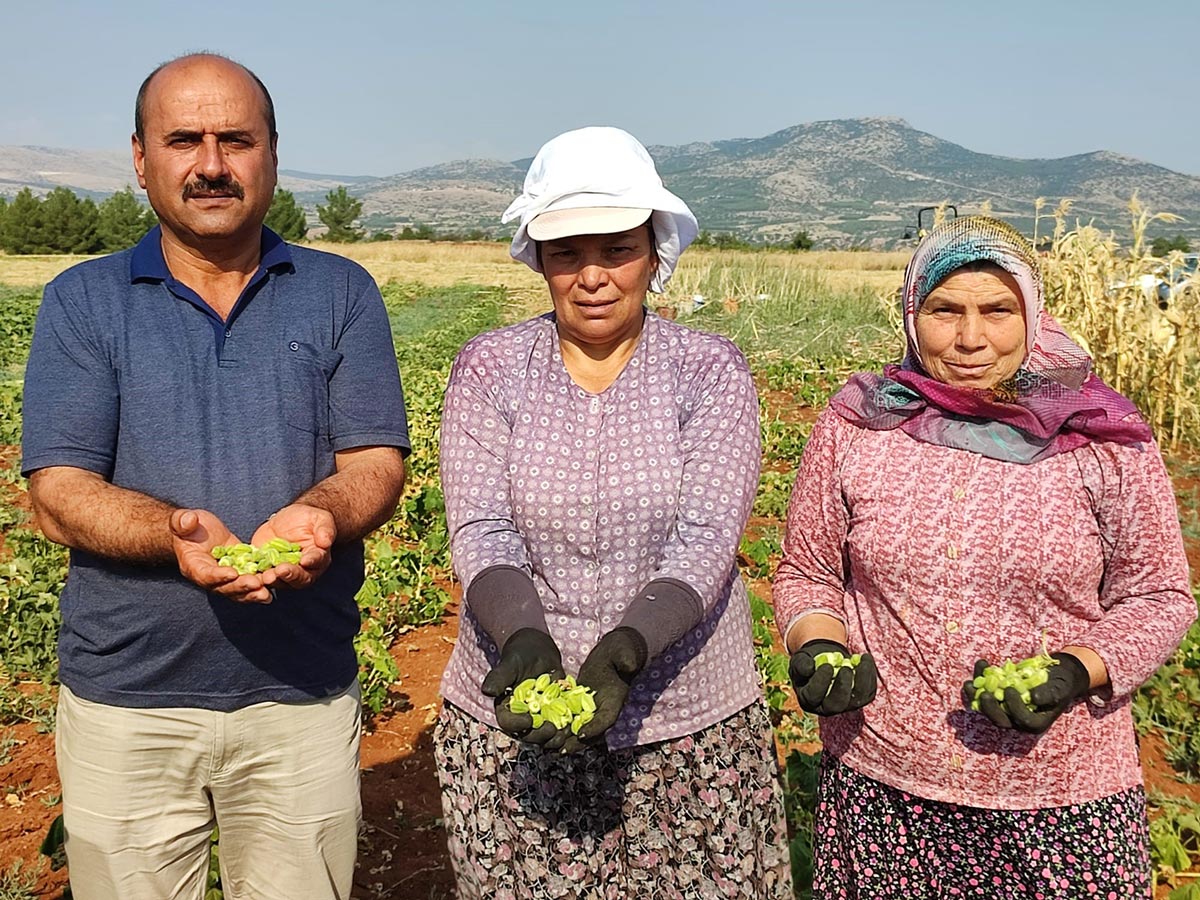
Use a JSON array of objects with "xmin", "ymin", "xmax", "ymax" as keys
[{"xmin": 132, "ymin": 133, "xmax": 147, "ymax": 189}]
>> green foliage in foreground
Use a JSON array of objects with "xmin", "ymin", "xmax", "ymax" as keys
[
  {"xmin": 1149, "ymin": 791, "xmax": 1200, "ymax": 893},
  {"xmin": 0, "ymin": 286, "xmax": 41, "ymax": 376},
  {"xmin": 0, "ymin": 528, "xmax": 68, "ymax": 683},
  {"xmin": 1134, "ymin": 596, "xmax": 1200, "ymax": 781},
  {"xmin": 1135, "ymin": 591, "xmax": 1200, "ymax": 887},
  {"xmin": 782, "ymin": 749, "xmax": 821, "ymax": 900},
  {"xmin": 352, "ymin": 283, "xmax": 506, "ymax": 719},
  {"xmin": 0, "ymin": 858, "xmax": 38, "ymax": 900}
]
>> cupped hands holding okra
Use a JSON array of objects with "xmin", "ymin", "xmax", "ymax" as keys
[
  {"xmin": 170, "ymin": 503, "xmax": 336, "ymax": 603},
  {"xmin": 789, "ymin": 639, "xmax": 878, "ymax": 716},
  {"xmin": 962, "ymin": 652, "xmax": 1091, "ymax": 734},
  {"xmin": 483, "ymin": 627, "xmax": 641, "ymax": 754}
]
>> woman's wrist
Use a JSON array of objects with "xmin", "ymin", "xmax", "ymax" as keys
[
  {"xmin": 1058, "ymin": 644, "xmax": 1109, "ymax": 691},
  {"xmin": 783, "ymin": 612, "xmax": 848, "ymax": 654}
]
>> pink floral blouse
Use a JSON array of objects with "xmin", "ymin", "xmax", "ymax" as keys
[
  {"xmin": 439, "ymin": 312, "xmax": 763, "ymax": 749},
  {"xmin": 774, "ymin": 408, "xmax": 1195, "ymax": 809}
]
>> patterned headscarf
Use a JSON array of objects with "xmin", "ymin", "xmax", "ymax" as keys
[{"xmin": 832, "ymin": 216, "xmax": 1151, "ymax": 463}]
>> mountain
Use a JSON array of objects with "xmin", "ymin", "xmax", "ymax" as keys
[
  {"xmin": 4, "ymin": 118, "xmax": 1200, "ymax": 247},
  {"xmin": 0, "ymin": 145, "xmax": 373, "ymax": 199},
  {"xmin": 0, "ymin": 145, "xmax": 140, "ymax": 198}
]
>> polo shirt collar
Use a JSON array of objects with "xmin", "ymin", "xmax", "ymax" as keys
[{"xmin": 130, "ymin": 226, "xmax": 295, "ymax": 284}]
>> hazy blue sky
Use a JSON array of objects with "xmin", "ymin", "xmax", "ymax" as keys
[{"xmin": 3, "ymin": 0, "xmax": 1197, "ymax": 176}]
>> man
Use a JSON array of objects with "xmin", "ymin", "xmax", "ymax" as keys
[{"xmin": 21, "ymin": 53, "xmax": 409, "ymax": 899}]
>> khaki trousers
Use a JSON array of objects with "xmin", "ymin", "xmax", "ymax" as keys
[{"xmin": 56, "ymin": 683, "xmax": 362, "ymax": 900}]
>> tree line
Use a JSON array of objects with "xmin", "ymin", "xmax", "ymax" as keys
[
  {"xmin": 694, "ymin": 229, "xmax": 814, "ymax": 251},
  {"xmin": 312, "ymin": 187, "xmax": 505, "ymax": 244},
  {"xmin": 1, "ymin": 183, "xmax": 829, "ymax": 253},
  {"xmin": 0, "ymin": 184, "xmax": 421, "ymax": 252},
  {"xmin": 0, "ymin": 187, "xmax": 157, "ymax": 254},
  {"xmin": 0, "ymin": 186, "xmax": 311, "ymax": 254}
]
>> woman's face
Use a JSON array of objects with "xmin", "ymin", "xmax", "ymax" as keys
[
  {"xmin": 541, "ymin": 225, "xmax": 657, "ymax": 350},
  {"xmin": 915, "ymin": 266, "xmax": 1028, "ymax": 390}
]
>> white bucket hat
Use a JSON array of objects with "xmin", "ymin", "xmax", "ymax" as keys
[{"xmin": 502, "ymin": 126, "xmax": 699, "ymax": 293}]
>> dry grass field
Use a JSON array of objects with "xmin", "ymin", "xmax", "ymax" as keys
[{"xmin": 0, "ymin": 242, "xmax": 909, "ymax": 312}]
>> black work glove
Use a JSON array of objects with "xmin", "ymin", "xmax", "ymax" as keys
[
  {"xmin": 551, "ymin": 627, "xmax": 648, "ymax": 754},
  {"xmin": 789, "ymin": 639, "xmax": 878, "ymax": 715},
  {"xmin": 962, "ymin": 653, "xmax": 1091, "ymax": 734},
  {"xmin": 481, "ymin": 627, "xmax": 565, "ymax": 745}
]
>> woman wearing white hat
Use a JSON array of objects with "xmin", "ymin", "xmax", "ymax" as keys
[{"xmin": 433, "ymin": 127, "xmax": 792, "ymax": 897}]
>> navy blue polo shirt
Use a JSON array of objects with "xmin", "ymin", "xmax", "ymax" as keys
[{"xmin": 21, "ymin": 227, "xmax": 410, "ymax": 710}]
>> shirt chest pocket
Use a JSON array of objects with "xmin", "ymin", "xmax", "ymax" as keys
[{"xmin": 280, "ymin": 342, "xmax": 343, "ymax": 435}]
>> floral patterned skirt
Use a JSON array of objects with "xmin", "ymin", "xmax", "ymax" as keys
[
  {"xmin": 433, "ymin": 700, "xmax": 793, "ymax": 900},
  {"xmin": 813, "ymin": 755, "xmax": 1152, "ymax": 899}
]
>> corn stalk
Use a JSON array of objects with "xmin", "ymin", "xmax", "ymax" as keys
[{"xmin": 1042, "ymin": 196, "xmax": 1198, "ymax": 449}]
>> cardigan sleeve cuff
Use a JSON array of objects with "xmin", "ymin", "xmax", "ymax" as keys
[
  {"xmin": 617, "ymin": 578, "xmax": 705, "ymax": 660},
  {"xmin": 464, "ymin": 565, "xmax": 549, "ymax": 650}
]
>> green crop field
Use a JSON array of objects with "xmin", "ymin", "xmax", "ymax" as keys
[{"xmin": 1, "ymin": 240, "xmax": 1198, "ymax": 899}]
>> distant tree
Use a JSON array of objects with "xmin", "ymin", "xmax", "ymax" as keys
[
  {"xmin": 790, "ymin": 230, "xmax": 814, "ymax": 251},
  {"xmin": 0, "ymin": 196, "xmax": 7, "ymax": 248},
  {"xmin": 0, "ymin": 188, "xmax": 45, "ymax": 254},
  {"xmin": 693, "ymin": 230, "xmax": 713, "ymax": 247},
  {"xmin": 40, "ymin": 187, "xmax": 101, "ymax": 253},
  {"xmin": 397, "ymin": 222, "xmax": 435, "ymax": 241},
  {"xmin": 368, "ymin": 230, "xmax": 394, "ymax": 242},
  {"xmin": 264, "ymin": 189, "xmax": 307, "ymax": 242},
  {"xmin": 316, "ymin": 187, "xmax": 363, "ymax": 243},
  {"xmin": 1151, "ymin": 234, "xmax": 1191, "ymax": 256},
  {"xmin": 711, "ymin": 232, "xmax": 752, "ymax": 251},
  {"xmin": 96, "ymin": 187, "xmax": 156, "ymax": 252}
]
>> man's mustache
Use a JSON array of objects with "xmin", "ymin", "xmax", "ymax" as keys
[{"xmin": 183, "ymin": 177, "xmax": 245, "ymax": 200}]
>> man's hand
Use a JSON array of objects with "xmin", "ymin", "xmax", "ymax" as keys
[
  {"xmin": 169, "ymin": 508, "xmax": 271, "ymax": 603},
  {"xmin": 251, "ymin": 502, "xmax": 337, "ymax": 591}
]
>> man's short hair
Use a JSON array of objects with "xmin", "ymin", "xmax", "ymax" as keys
[{"xmin": 134, "ymin": 52, "xmax": 277, "ymax": 143}]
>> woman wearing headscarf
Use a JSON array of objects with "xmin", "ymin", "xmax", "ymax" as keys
[
  {"xmin": 434, "ymin": 126, "xmax": 792, "ymax": 898},
  {"xmin": 774, "ymin": 216, "xmax": 1194, "ymax": 898}
]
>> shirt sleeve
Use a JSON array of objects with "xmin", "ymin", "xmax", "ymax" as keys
[
  {"xmin": 439, "ymin": 340, "xmax": 531, "ymax": 590},
  {"xmin": 21, "ymin": 280, "xmax": 119, "ymax": 478},
  {"xmin": 773, "ymin": 408, "xmax": 853, "ymax": 641},
  {"xmin": 1070, "ymin": 440, "xmax": 1195, "ymax": 700},
  {"xmin": 649, "ymin": 338, "xmax": 761, "ymax": 624},
  {"xmin": 329, "ymin": 272, "xmax": 410, "ymax": 453}
]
